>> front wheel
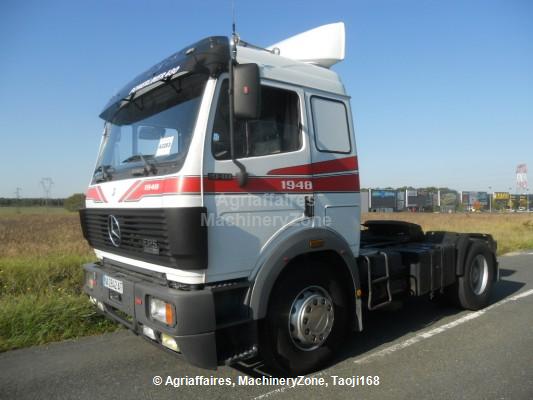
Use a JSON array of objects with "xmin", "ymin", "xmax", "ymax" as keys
[{"xmin": 259, "ymin": 261, "xmax": 350, "ymax": 376}]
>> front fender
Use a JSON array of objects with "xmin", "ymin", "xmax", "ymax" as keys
[{"xmin": 247, "ymin": 226, "xmax": 363, "ymax": 331}]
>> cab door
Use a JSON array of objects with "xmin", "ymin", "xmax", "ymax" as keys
[
  {"xmin": 203, "ymin": 77, "xmax": 311, "ymax": 280},
  {"xmin": 306, "ymin": 93, "xmax": 360, "ymax": 253}
]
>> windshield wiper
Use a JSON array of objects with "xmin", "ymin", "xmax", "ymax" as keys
[
  {"xmin": 138, "ymin": 153, "xmax": 158, "ymax": 175},
  {"xmin": 94, "ymin": 165, "xmax": 114, "ymax": 182},
  {"xmin": 123, "ymin": 154, "xmax": 158, "ymax": 175}
]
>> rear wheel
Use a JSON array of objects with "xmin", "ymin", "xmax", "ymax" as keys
[
  {"xmin": 453, "ymin": 241, "xmax": 495, "ymax": 310},
  {"xmin": 259, "ymin": 261, "xmax": 349, "ymax": 376}
]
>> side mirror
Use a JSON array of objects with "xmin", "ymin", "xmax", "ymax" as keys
[{"xmin": 233, "ymin": 63, "xmax": 261, "ymax": 120}]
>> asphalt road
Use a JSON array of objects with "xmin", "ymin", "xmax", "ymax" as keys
[{"xmin": 1, "ymin": 253, "xmax": 533, "ymax": 400}]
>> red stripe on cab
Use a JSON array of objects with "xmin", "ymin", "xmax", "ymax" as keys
[
  {"xmin": 122, "ymin": 177, "xmax": 202, "ymax": 202},
  {"xmin": 86, "ymin": 186, "xmax": 106, "ymax": 203},
  {"xmin": 119, "ymin": 173, "xmax": 360, "ymax": 202},
  {"xmin": 267, "ymin": 156, "xmax": 358, "ymax": 176},
  {"xmin": 204, "ymin": 177, "xmax": 313, "ymax": 193},
  {"xmin": 313, "ymin": 173, "xmax": 360, "ymax": 192}
]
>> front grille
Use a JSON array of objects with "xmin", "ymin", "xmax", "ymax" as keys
[
  {"xmin": 79, "ymin": 207, "xmax": 208, "ymax": 270},
  {"xmin": 80, "ymin": 208, "xmax": 174, "ymax": 266}
]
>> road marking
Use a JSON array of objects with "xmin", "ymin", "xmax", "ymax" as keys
[
  {"xmin": 353, "ymin": 288, "xmax": 533, "ymax": 365},
  {"xmin": 505, "ymin": 251, "xmax": 533, "ymax": 256},
  {"xmin": 252, "ymin": 369, "xmax": 327, "ymax": 400},
  {"xmin": 509, "ymin": 288, "xmax": 533, "ymax": 300},
  {"xmin": 252, "ymin": 288, "xmax": 533, "ymax": 400}
]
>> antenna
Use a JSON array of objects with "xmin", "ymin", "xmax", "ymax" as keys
[
  {"xmin": 232, "ymin": 0, "xmax": 235, "ymax": 36},
  {"xmin": 231, "ymin": 0, "xmax": 238, "ymax": 61},
  {"xmin": 229, "ymin": 0, "xmax": 236, "ymax": 162},
  {"xmin": 227, "ymin": 0, "xmax": 248, "ymax": 187}
]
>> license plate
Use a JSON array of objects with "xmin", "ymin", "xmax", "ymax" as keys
[{"xmin": 103, "ymin": 275, "xmax": 123, "ymax": 294}]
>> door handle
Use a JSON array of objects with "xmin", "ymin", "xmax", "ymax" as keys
[{"xmin": 304, "ymin": 196, "xmax": 314, "ymax": 217}]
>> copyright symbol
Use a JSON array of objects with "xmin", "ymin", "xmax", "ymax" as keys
[{"xmin": 153, "ymin": 376, "xmax": 163, "ymax": 385}]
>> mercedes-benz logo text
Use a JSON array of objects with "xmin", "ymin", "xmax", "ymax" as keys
[{"xmin": 107, "ymin": 215, "xmax": 121, "ymax": 247}]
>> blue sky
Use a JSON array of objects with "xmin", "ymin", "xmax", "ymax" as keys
[{"xmin": 0, "ymin": 0, "xmax": 531, "ymax": 197}]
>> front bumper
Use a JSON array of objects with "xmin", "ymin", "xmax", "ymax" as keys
[{"xmin": 83, "ymin": 262, "xmax": 218, "ymax": 369}]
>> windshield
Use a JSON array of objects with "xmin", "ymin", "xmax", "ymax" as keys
[{"xmin": 93, "ymin": 74, "xmax": 207, "ymax": 183}]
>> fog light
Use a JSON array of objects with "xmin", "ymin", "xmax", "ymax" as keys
[
  {"xmin": 97, "ymin": 301, "xmax": 104, "ymax": 311},
  {"xmin": 86, "ymin": 271, "xmax": 97, "ymax": 289},
  {"xmin": 149, "ymin": 297, "xmax": 175, "ymax": 326},
  {"xmin": 89, "ymin": 296, "xmax": 97, "ymax": 305},
  {"xmin": 161, "ymin": 333, "xmax": 179, "ymax": 352},
  {"xmin": 142, "ymin": 325, "xmax": 157, "ymax": 341}
]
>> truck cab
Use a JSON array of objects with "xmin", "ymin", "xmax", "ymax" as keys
[{"xmin": 80, "ymin": 23, "xmax": 498, "ymax": 376}]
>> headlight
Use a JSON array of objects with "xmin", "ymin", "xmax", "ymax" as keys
[
  {"xmin": 149, "ymin": 297, "xmax": 175, "ymax": 325},
  {"xmin": 142, "ymin": 325, "xmax": 158, "ymax": 341},
  {"xmin": 161, "ymin": 333, "xmax": 179, "ymax": 352}
]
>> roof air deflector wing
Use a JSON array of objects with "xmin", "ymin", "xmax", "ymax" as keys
[{"xmin": 266, "ymin": 22, "xmax": 345, "ymax": 68}]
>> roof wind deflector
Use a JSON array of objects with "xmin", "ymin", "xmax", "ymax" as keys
[{"xmin": 266, "ymin": 22, "xmax": 345, "ymax": 68}]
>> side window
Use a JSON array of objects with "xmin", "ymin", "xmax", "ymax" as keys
[
  {"xmin": 212, "ymin": 81, "xmax": 301, "ymax": 160},
  {"xmin": 311, "ymin": 97, "xmax": 351, "ymax": 153}
]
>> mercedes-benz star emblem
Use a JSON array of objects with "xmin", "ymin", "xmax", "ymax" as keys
[{"xmin": 107, "ymin": 215, "xmax": 121, "ymax": 247}]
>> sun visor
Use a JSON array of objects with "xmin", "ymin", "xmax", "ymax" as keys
[{"xmin": 99, "ymin": 36, "xmax": 229, "ymax": 121}]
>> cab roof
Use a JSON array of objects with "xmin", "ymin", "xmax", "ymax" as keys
[{"xmin": 100, "ymin": 27, "xmax": 347, "ymax": 120}]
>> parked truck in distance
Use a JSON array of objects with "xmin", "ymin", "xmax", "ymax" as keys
[{"xmin": 80, "ymin": 22, "xmax": 498, "ymax": 376}]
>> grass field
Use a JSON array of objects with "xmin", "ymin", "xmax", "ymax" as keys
[
  {"xmin": 363, "ymin": 212, "xmax": 533, "ymax": 255},
  {"xmin": 0, "ymin": 206, "xmax": 70, "ymax": 215},
  {"xmin": 1, "ymin": 208, "xmax": 533, "ymax": 352},
  {"xmin": 0, "ymin": 208, "xmax": 117, "ymax": 352}
]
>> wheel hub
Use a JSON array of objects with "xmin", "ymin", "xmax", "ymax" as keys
[
  {"xmin": 470, "ymin": 254, "xmax": 489, "ymax": 295},
  {"xmin": 289, "ymin": 286, "xmax": 334, "ymax": 351}
]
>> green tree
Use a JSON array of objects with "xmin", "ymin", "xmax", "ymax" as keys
[{"xmin": 64, "ymin": 193, "xmax": 85, "ymax": 212}]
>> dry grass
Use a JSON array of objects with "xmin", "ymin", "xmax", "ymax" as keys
[
  {"xmin": 363, "ymin": 212, "xmax": 533, "ymax": 255},
  {"xmin": 0, "ymin": 211, "xmax": 116, "ymax": 352},
  {"xmin": 0, "ymin": 212, "xmax": 92, "ymax": 259},
  {"xmin": 0, "ymin": 206, "xmax": 69, "ymax": 215}
]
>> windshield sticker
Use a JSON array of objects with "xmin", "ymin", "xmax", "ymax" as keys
[
  {"xmin": 155, "ymin": 136, "xmax": 174, "ymax": 157},
  {"xmin": 129, "ymin": 66, "xmax": 181, "ymax": 95}
]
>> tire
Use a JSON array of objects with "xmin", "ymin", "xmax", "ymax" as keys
[
  {"xmin": 452, "ymin": 241, "xmax": 495, "ymax": 310},
  {"xmin": 259, "ymin": 260, "xmax": 350, "ymax": 376}
]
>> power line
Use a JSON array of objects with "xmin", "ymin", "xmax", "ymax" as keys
[
  {"xmin": 14, "ymin": 187, "xmax": 22, "ymax": 213},
  {"xmin": 40, "ymin": 177, "xmax": 54, "ymax": 207}
]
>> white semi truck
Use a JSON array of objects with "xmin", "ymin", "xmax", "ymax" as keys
[{"xmin": 80, "ymin": 23, "xmax": 498, "ymax": 376}]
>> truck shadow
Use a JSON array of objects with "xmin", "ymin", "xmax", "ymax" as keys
[
  {"xmin": 330, "ymin": 268, "xmax": 524, "ymax": 365},
  {"xmin": 233, "ymin": 268, "xmax": 524, "ymax": 377},
  {"xmin": 498, "ymin": 268, "xmax": 515, "ymax": 277}
]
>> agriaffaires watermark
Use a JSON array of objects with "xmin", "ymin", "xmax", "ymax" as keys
[
  {"xmin": 152, "ymin": 374, "xmax": 381, "ymax": 388},
  {"xmin": 201, "ymin": 212, "xmax": 332, "ymax": 228}
]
